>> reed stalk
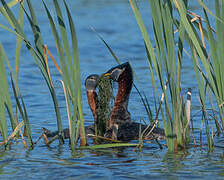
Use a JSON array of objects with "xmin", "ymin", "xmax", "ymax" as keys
[
  {"xmin": 1, "ymin": 0, "xmax": 222, "ymax": 152},
  {"xmin": 174, "ymin": 0, "xmax": 223, "ymax": 149},
  {"xmin": 43, "ymin": 0, "xmax": 86, "ymax": 147},
  {"xmin": 11, "ymin": 75, "xmax": 33, "ymax": 147},
  {"xmin": 0, "ymin": 0, "xmax": 65, "ymax": 144},
  {"xmin": 0, "ymin": 0, "xmax": 87, "ymax": 146},
  {"xmin": 0, "ymin": 48, "xmax": 9, "ymax": 144},
  {"xmin": 0, "ymin": 42, "xmax": 33, "ymax": 147},
  {"xmin": 0, "ymin": 44, "xmax": 17, "ymax": 133},
  {"xmin": 15, "ymin": 0, "xmax": 24, "ymax": 85},
  {"xmin": 129, "ymin": 0, "xmax": 191, "ymax": 151}
]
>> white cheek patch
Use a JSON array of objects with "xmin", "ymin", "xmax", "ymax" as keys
[
  {"xmin": 86, "ymin": 79, "xmax": 97, "ymax": 90},
  {"xmin": 111, "ymin": 67, "xmax": 125, "ymax": 81}
]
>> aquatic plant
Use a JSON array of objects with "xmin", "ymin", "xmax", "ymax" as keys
[
  {"xmin": 43, "ymin": 0, "xmax": 86, "ymax": 148},
  {"xmin": 0, "ymin": 33, "xmax": 33, "ymax": 149},
  {"xmin": 129, "ymin": 0, "xmax": 191, "ymax": 151},
  {"xmin": 0, "ymin": 45, "xmax": 14, "ymax": 146},
  {"xmin": 0, "ymin": 0, "xmax": 86, "ymax": 149},
  {"xmin": 0, "ymin": 0, "xmax": 25, "ymax": 144},
  {"xmin": 96, "ymin": 76, "xmax": 113, "ymax": 137},
  {"xmin": 0, "ymin": 0, "xmax": 65, "ymax": 144},
  {"xmin": 0, "ymin": 0, "xmax": 223, "ymax": 152},
  {"xmin": 128, "ymin": 0, "xmax": 224, "ymax": 151},
  {"xmin": 174, "ymin": 0, "xmax": 224, "ymax": 150},
  {"xmin": 0, "ymin": 0, "xmax": 136, "ymax": 150},
  {"xmin": 0, "ymin": 0, "xmax": 33, "ymax": 148}
]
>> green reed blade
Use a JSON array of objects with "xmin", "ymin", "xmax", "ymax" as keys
[
  {"xmin": 20, "ymin": 5, "xmax": 48, "ymax": 73},
  {"xmin": 191, "ymin": 47, "xmax": 213, "ymax": 150},
  {"xmin": 1, "ymin": 0, "xmax": 65, "ymax": 143},
  {"xmin": 202, "ymin": 0, "xmax": 224, "ymax": 129},
  {"xmin": 19, "ymin": 89, "xmax": 33, "ymax": 147},
  {"xmin": 15, "ymin": 1, "xmax": 24, "ymax": 85},
  {"xmin": 186, "ymin": 16, "xmax": 209, "ymax": 39},
  {"xmin": 40, "ymin": 0, "xmax": 77, "ymax": 144},
  {"xmin": 174, "ymin": 0, "xmax": 216, "ymax": 94},
  {"xmin": 53, "ymin": 0, "xmax": 73, "ymax": 79},
  {"xmin": 197, "ymin": 0, "xmax": 224, "ymax": 24},
  {"xmin": 203, "ymin": 10, "xmax": 222, "ymax": 98},
  {"xmin": 11, "ymin": 76, "xmax": 33, "ymax": 147},
  {"xmin": 0, "ymin": 0, "xmax": 48, "ymax": 74},
  {"xmin": 54, "ymin": 0, "xmax": 77, "ymax": 148},
  {"xmin": 0, "ymin": 0, "xmax": 20, "ymax": 27},
  {"xmin": 23, "ymin": 0, "xmax": 64, "ymax": 143},
  {"xmin": 26, "ymin": 0, "xmax": 45, "ymax": 61},
  {"xmin": 150, "ymin": 1, "xmax": 168, "ymax": 78},
  {"xmin": 149, "ymin": 0, "xmax": 178, "ymax": 149},
  {"xmin": 144, "ymin": 43, "xmax": 160, "ymax": 114},
  {"xmin": 10, "ymin": 75, "xmax": 33, "ymax": 147},
  {"xmin": 0, "ymin": 0, "xmax": 18, "ymax": 8},
  {"xmin": 130, "ymin": 1, "xmax": 164, "ymax": 119},
  {"xmin": 163, "ymin": 2, "xmax": 184, "ymax": 148},
  {"xmin": 130, "ymin": 0, "xmax": 171, "ymax": 149},
  {"xmin": 129, "ymin": 0, "xmax": 162, "ymax": 85},
  {"xmin": 0, "ymin": 0, "xmax": 24, "ymax": 41},
  {"xmin": 80, "ymin": 143, "xmax": 139, "ymax": 150},
  {"xmin": 52, "ymin": 0, "xmax": 73, "ymax": 90},
  {"xmin": 11, "ymin": 1, "xmax": 23, "ymax": 137},
  {"xmin": 0, "ymin": 23, "xmax": 17, "ymax": 36},
  {"xmin": 91, "ymin": 27, "xmax": 121, "ymax": 65},
  {"xmin": 0, "ymin": 43, "xmax": 17, "ymax": 132},
  {"xmin": 173, "ymin": 0, "xmax": 222, "ymax": 149},
  {"xmin": 0, "ymin": 3, "xmax": 14, "ymax": 28},
  {"xmin": 63, "ymin": 0, "xmax": 86, "ymax": 146},
  {"xmin": 215, "ymin": 0, "xmax": 224, "ymax": 109},
  {"xmin": 179, "ymin": 0, "xmax": 224, "ymax": 135},
  {"xmin": 59, "ymin": 79, "xmax": 75, "ymax": 149},
  {"xmin": 130, "ymin": 0, "xmax": 195, "ymax": 150},
  {"xmin": 0, "ymin": 24, "xmax": 44, "ymax": 70},
  {"xmin": 0, "ymin": 51, "xmax": 9, "ymax": 143}
]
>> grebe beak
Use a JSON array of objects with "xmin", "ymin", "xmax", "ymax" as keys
[
  {"xmin": 102, "ymin": 72, "xmax": 112, "ymax": 81},
  {"xmin": 103, "ymin": 73, "xmax": 111, "ymax": 77}
]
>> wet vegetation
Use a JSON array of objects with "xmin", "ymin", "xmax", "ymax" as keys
[
  {"xmin": 0, "ymin": 0, "xmax": 223, "ymax": 154},
  {"xmin": 96, "ymin": 76, "xmax": 113, "ymax": 137}
]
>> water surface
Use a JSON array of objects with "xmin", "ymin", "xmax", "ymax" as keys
[{"xmin": 0, "ymin": 0, "xmax": 224, "ymax": 179}]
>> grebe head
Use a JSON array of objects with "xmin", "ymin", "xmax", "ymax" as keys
[
  {"xmin": 104, "ymin": 62, "xmax": 132, "ymax": 82},
  {"xmin": 85, "ymin": 74, "xmax": 99, "ymax": 91}
]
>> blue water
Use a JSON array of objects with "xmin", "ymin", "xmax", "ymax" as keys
[{"xmin": 0, "ymin": 0, "xmax": 224, "ymax": 179}]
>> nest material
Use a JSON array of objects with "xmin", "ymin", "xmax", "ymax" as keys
[{"xmin": 96, "ymin": 76, "xmax": 114, "ymax": 136}]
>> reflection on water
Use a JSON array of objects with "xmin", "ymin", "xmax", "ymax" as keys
[
  {"xmin": 1, "ymin": 142, "xmax": 224, "ymax": 179},
  {"xmin": 0, "ymin": 0, "xmax": 224, "ymax": 179}
]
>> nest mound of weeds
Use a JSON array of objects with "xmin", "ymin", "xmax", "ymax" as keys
[{"xmin": 96, "ymin": 76, "xmax": 114, "ymax": 136}]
